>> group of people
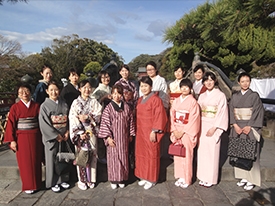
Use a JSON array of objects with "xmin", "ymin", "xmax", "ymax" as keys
[{"xmin": 4, "ymin": 61, "xmax": 264, "ymax": 195}]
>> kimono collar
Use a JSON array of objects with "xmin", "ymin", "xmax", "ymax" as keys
[
  {"xmin": 39, "ymin": 79, "xmax": 49, "ymax": 85},
  {"xmin": 111, "ymin": 100, "xmax": 124, "ymax": 112},
  {"xmin": 194, "ymin": 79, "xmax": 202, "ymax": 85},
  {"xmin": 20, "ymin": 99, "xmax": 31, "ymax": 108},
  {"xmin": 241, "ymin": 89, "xmax": 249, "ymax": 95},
  {"xmin": 180, "ymin": 94, "xmax": 189, "ymax": 103}
]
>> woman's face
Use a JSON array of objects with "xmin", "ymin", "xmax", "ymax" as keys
[
  {"xmin": 41, "ymin": 68, "xmax": 53, "ymax": 82},
  {"xmin": 46, "ymin": 84, "xmax": 59, "ymax": 101},
  {"xmin": 101, "ymin": 74, "xmax": 110, "ymax": 86},
  {"xmin": 238, "ymin": 76, "xmax": 251, "ymax": 91},
  {"xmin": 79, "ymin": 82, "xmax": 92, "ymax": 99},
  {"xmin": 112, "ymin": 88, "xmax": 122, "ymax": 103},
  {"xmin": 180, "ymin": 85, "xmax": 191, "ymax": 97},
  {"xmin": 194, "ymin": 69, "xmax": 204, "ymax": 81},
  {"xmin": 119, "ymin": 67, "xmax": 129, "ymax": 80},
  {"xmin": 18, "ymin": 87, "xmax": 31, "ymax": 102},
  {"xmin": 174, "ymin": 68, "xmax": 184, "ymax": 80},
  {"xmin": 140, "ymin": 82, "xmax": 152, "ymax": 96},
  {"xmin": 204, "ymin": 76, "xmax": 215, "ymax": 91},
  {"xmin": 146, "ymin": 65, "xmax": 157, "ymax": 78},
  {"xmin": 69, "ymin": 72, "xmax": 79, "ymax": 85}
]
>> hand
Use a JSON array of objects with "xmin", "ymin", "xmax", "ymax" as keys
[
  {"xmin": 149, "ymin": 131, "xmax": 157, "ymax": 143},
  {"xmin": 107, "ymin": 137, "xmax": 116, "ymax": 147},
  {"xmin": 78, "ymin": 114, "xmax": 88, "ymax": 123},
  {"xmin": 242, "ymin": 126, "xmax": 251, "ymax": 135},
  {"xmin": 80, "ymin": 133, "xmax": 88, "ymax": 140},
  {"xmin": 10, "ymin": 141, "xmax": 17, "ymax": 152},
  {"xmin": 233, "ymin": 124, "xmax": 242, "ymax": 135},
  {"xmin": 173, "ymin": 130, "xmax": 184, "ymax": 139},
  {"xmin": 63, "ymin": 131, "xmax": 69, "ymax": 141},
  {"xmin": 129, "ymin": 136, "xmax": 133, "ymax": 143},
  {"xmin": 56, "ymin": 134, "xmax": 63, "ymax": 142},
  {"xmin": 206, "ymin": 127, "xmax": 216, "ymax": 137}
]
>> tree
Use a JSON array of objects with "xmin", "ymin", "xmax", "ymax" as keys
[
  {"xmin": 0, "ymin": 0, "xmax": 27, "ymax": 5},
  {"xmin": 163, "ymin": 0, "xmax": 275, "ymax": 78}
]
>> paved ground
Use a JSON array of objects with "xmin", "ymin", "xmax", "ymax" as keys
[{"xmin": 0, "ymin": 136, "xmax": 275, "ymax": 206}]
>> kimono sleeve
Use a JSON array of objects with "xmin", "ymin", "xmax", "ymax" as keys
[
  {"xmin": 214, "ymin": 92, "xmax": 228, "ymax": 131},
  {"xmin": 152, "ymin": 96, "xmax": 167, "ymax": 134},
  {"xmin": 98, "ymin": 105, "xmax": 112, "ymax": 146},
  {"xmin": 185, "ymin": 99, "xmax": 201, "ymax": 138},
  {"xmin": 229, "ymin": 93, "xmax": 237, "ymax": 125},
  {"xmin": 248, "ymin": 92, "xmax": 264, "ymax": 128},
  {"xmin": 4, "ymin": 106, "xmax": 17, "ymax": 143}
]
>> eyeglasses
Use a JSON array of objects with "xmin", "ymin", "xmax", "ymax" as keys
[
  {"xmin": 146, "ymin": 69, "xmax": 155, "ymax": 72},
  {"xmin": 18, "ymin": 90, "xmax": 30, "ymax": 95}
]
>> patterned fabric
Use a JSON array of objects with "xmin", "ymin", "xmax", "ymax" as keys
[
  {"xmin": 51, "ymin": 115, "xmax": 67, "ymax": 129},
  {"xmin": 173, "ymin": 110, "xmax": 189, "ymax": 124},
  {"xmin": 234, "ymin": 108, "xmax": 252, "ymax": 120},
  {"xmin": 201, "ymin": 105, "xmax": 218, "ymax": 118},
  {"xmin": 17, "ymin": 117, "xmax": 38, "ymax": 130}
]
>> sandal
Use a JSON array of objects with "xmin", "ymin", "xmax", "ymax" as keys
[
  {"xmin": 199, "ymin": 180, "xmax": 205, "ymax": 186},
  {"xmin": 178, "ymin": 182, "xmax": 189, "ymax": 189},
  {"xmin": 87, "ymin": 182, "xmax": 95, "ymax": 189},
  {"xmin": 78, "ymin": 181, "xmax": 87, "ymax": 190},
  {"xmin": 237, "ymin": 179, "xmax": 247, "ymax": 187},
  {"xmin": 244, "ymin": 182, "xmax": 254, "ymax": 191},
  {"xmin": 203, "ymin": 182, "xmax": 212, "ymax": 188},
  {"xmin": 175, "ymin": 178, "xmax": 185, "ymax": 187}
]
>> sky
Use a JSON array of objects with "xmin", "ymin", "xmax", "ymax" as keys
[{"xmin": 0, "ymin": 0, "xmax": 207, "ymax": 63}]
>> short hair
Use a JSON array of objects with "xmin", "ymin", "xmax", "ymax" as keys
[
  {"xmin": 139, "ymin": 76, "xmax": 153, "ymax": 87},
  {"xmin": 179, "ymin": 79, "xmax": 193, "ymax": 91},
  {"xmin": 238, "ymin": 72, "xmax": 251, "ymax": 82},
  {"xmin": 202, "ymin": 72, "xmax": 219, "ymax": 86},
  {"xmin": 69, "ymin": 68, "xmax": 80, "ymax": 77},
  {"xmin": 97, "ymin": 70, "xmax": 110, "ymax": 83},
  {"xmin": 17, "ymin": 83, "xmax": 32, "ymax": 94},
  {"xmin": 111, "ymin": 84, "xmax": 123, "ymax": 95},
  {"xmin": 194, "ymin": 65, "xmax": 205, "ymax": 73},
  {"xmin": 79, "ymin": 79, "xmax": 91, "ymax": 88},
  {"xmin": 119, "ymin": 64, "xmax": 130, "ymax": 72},
  {"xmin": 47, "ymin": 81, "xmax": 60, "ymax": 90},
  {"xmin": 145, "ymin": 61, "xmax": 158, "ymax": 75},
  {"xmin": 174, "ymin": 66, "xmax": 185, "ymax": 73},
  {"xmin": 40, "ymin": 65, "xmax": 52, "ymax": 73}
]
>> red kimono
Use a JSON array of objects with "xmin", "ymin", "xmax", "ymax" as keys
[
  {"xmin": 135, "ymin": 92, "xmax": 167, "ymax": 183},
  {"xmin": 4, "ymin": 100, "xmax": 43, "ymax": 191}
]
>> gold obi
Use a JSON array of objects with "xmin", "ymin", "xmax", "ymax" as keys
[
  {"xmin": 201, "ymin": 105, "xmax": 218, "ymax": 118},
  {"xmin": 51, "ymin": 114, "xmax": 67, "ymax": 129},
  {"xmin": 174, "ymin": 110, "xmax": 189, "ymax": 124},
  {"xmin": 234, "ymin": 108, "xmax": 252, "ymax": 120}
]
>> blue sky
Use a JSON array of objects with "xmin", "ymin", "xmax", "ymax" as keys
[{"xmin": 0, "ymin": 0, "xmax": 206, "ymax": 63}]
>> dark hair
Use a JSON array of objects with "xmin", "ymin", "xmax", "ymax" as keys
[
  {"xmin": 17, "ymin": 83, "xmax": 32, "ymax": 94},
  {"xmin": 194, "ymin": 65, "xmax": 205, "ymax": 73},
  {"xmin": 40, "ymin": 65, "xmax": 52, "ymax": 73},
  {"xmin": 79, "ymin": 79, "xmax": 91, "ymax": 88},
  {"xmin": 47, "ymin": 81, "xmax": 60, "ymax": 90},
  {"xmin": 174, "ymin": 66, "xmax": 185, "ymax": 72},
  {"xmin": 69, "ymin": 68, "xmax": 80, "ymax": 77},
  {"xmin": 202, "ymin": 72, "xmax": 219, "ymax": 86},
  {"xmin": 111, "ymin": 84, "xmax": 123, "ymax": 95},
  {"xmin": 179, "ymin": 79, "xmax": 193, "ymax": 91},
  {"xmin": 238, "ymin": 72, "xmax": 251, "ymax": 82},
  {"xmin": 97, "ymin": 70, "xmax": 110, "ymax": 83},
  {"xmin": 145, "ymin": 61, "xmax": 158, "ymax": 75},
  {"xmin": 119, "ymin": 64, "xmax": 130, "ymax": 72},
  {"xmin": 139, "ymin": 76, "xmax": 153, "ymax": 87}
]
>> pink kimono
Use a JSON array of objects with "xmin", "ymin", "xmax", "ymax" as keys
[
  {"xmin": 170, "ymin": 94, "xmax": 201, "ymax": 185},
  {"xmin": 197, "ymin": 88, "xmax": 228, "ymax": 185}
]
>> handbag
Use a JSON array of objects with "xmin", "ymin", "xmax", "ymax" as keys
[
  {"xmin": 227, "ymin": 136, "xmax": 257, "ymax": 160},
  {"xmin": 55, "ymin": 141, "xmax": 75, "ymax": 175},
  {"xmin": 75, "ymin": 149, "xmax": 90, "ymax": 167},
  {"xmin": 168, "ymin": 143, "xmax": 186, "ymax": 157},
  {"xmin": 229, "ymin": 156, "xmax": 253, "ymax": 171}
]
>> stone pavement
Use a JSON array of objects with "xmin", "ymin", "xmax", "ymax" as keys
[{"xmin": 0, "ymin": 137, "xmax": 275, "ymax": 206}]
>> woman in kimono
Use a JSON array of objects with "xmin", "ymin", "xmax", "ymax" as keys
[
  {"xmin": 98, "ymin": 85, "xmax": 135, "ymax": 189},
  {"xmin": 39, "ymin": 81, "xmax": 70, "ymax": 192},
  {"xmin": 170, "ymin": 79, "xmax": 201, "ymax": 188},
  {"xmin": 192, "ymin": 65, "xmax": 207, "ymax": 99},
  {"xmin": 69, "ymin": 79, "xmax": 102, "ymax": 190},
  {"xmin": 229, "ymin": 72, "xmax": 264, "ymax": 190},
  {"xmin": 169, "ymin": 66, "xmax": 185, "ymax": 105},
  {"xmin": 197, "ymin": 72, "xmax": 228, "ymax": 188},
  {"xmin": 135, "ymin": 76, "xmax": 167, "ymax": 190},
  {"xmin": 4, "ymin": 83, "xmax": 43, "ymax": 194},
  {"xmin": 114, "ymin": 64, "xmax": 138, "ymax": 111},
  {"xmin": 33, "ymin": 65, "xmax": 53, "ymax": 105}
]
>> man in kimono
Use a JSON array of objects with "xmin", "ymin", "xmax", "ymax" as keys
[
  {"xmin": 4, "ymin": 83, "xmax": 43, "ymax": 194},
  {"xmin": 229, "ymin": 72, "xmax": 264, "ymax": 190},
  {"xmin": 135, "ymin": 76, "xmax": 167, "ymax": 190}
]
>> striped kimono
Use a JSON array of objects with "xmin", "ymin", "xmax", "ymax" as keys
[{"xmin": 98, "ymin": 101, "xmax": 135, "ymax": 182}]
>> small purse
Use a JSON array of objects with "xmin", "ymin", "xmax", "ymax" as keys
[
  {"xmin": 75, "ymin": 149, "xmax": 90, "ymax": 167},
  {"xmin": 229, "ymin": 156, "xmax": 253, "ymax": 171},
  {"xmin": 168, "ymin": 143, "xmax": 186, "ymax": 157},
  {"xmin": 55, "ymin": 141, "xmax": 75, "ymax": 175}
]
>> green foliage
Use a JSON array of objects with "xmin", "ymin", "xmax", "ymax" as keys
[{"xmin": 83, "ymin": 61, "xmax": 102, "ymax": 78}]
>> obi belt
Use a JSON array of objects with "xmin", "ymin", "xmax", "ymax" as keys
[
  {"xmin": 17, "ymin": 117, "xmax": 38, "ymax": 130},
  {"xmin": 51, "ymin": 114, "xmax": 67, "ymax": 129},
  {"xmin": 174, "ymin": 110, "xmax": 189, "ymax": 124},
  {"xmin": 234, "ymin": 108, "xmax": 252, "ymax": 120},
  {"xmin": 201, "ymin": 105, "xmax": 218, "ymax": 118}
]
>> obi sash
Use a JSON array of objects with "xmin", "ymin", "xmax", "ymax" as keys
[
  {"xmin": 201, "ymin": 105, "xmax": 218, "ymax": 118},
  {"xmin": 17, "ymin": 117, "xmax": 38, "ymax": 130},
  {"xmin": 234, "ymin": 108, "xmax": 252, "ymax": 120},
  {"xmin": 174, "ymin": 110, "xmax": 189, "ymax": 124},
  {"xmin": 51, "ymin": 114, "xmax": 67, "ymax": 129}
]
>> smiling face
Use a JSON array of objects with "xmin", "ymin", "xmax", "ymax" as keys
[
  {"xmin": 41, "ymin": 67, "xmax": 53, "ymax": 83},
  {"xmin": 18, "ymin": 87, "xmax": 31, "ymax": 103},
  {"xmin": 146, "ymin": 65, "xmax": 157, "ymax": 78},
  {"xmin": 180, "ymin": 85, "xmax": 191, "ymax": 97},
  {"xmin": 119, "ymin": 67, "xmax": 129, "ymax": 80},
  {"xmin": 194, "ymin": 68, "xmax": 204, "ymax": 81},
  {"xmin": 46, "ymin": 84, "xmax": 59, "ymax": 101},
  {"xmin": 174, "ymin": 68, "xmax": 184, "ymax": 80},
  {"xmin": 238, "ymin": 75, "xmax": 251, "ymax": 91},
  {"xmin": 204, "ymin": 76, "xmax": 215, "ymax": 91},
  {"xmin": 101, "ymin": 73, "xmax": 110, "ymax": 86},
  {"xmin": 140, "ymin": 82, "xmax": 152, "ymax": 97},
  {"xmin": 79, "ymin": 82, "xmax": 92, "ymax": 99},
  {"xmin": 112, "ymin": 88, "xmax": 122, "ymax": 104}
]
